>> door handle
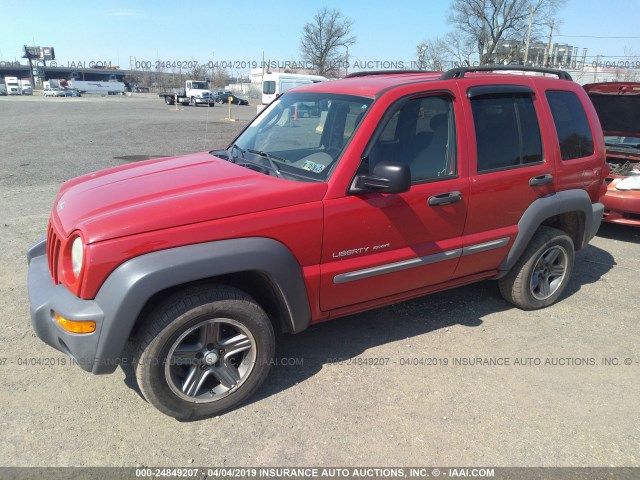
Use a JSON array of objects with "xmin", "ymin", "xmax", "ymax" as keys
[
  {"xmin": 529, "ymin": 174, "xmax": 554, "ymax": 187},
  {"xmin": 428, "ymin": 191, "xmax": 462, "ymax": 206}
]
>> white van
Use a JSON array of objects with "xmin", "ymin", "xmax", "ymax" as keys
[{"xmin": 261, "ymin": 72, "xmax": 327, "ymax": 104}]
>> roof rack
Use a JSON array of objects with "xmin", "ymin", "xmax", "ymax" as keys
[
  {"xmin": 440, "ymin": 65, "xmax": 573, "ymax": 81},
  {"xmin": 345, "ymin": 70, "xmax": 434, "ymax": 78}
]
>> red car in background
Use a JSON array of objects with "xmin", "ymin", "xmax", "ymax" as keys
[{"xmin": 584, "ymin": 82, "xmax": 640, "ymax": 226}]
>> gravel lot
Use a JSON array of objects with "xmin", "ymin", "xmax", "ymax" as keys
[{"xmin": 1, "ymin": 94, "xmax": 639, "ymax": 468}]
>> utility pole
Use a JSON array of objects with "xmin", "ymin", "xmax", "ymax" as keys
[
  {"xmin": 345, "ymin": 45, "xmax": 349, "ymax": 76},
  {"xmin": 523, "ymin": 5, "xmax": 534, "ymax": 65},
  {"xmin": 594, "ymin": 54, "xmax": 601, "ymax": 82},
  {"xmin": 543, "ymin": 19, "xmax": 554, "ymax": 67}
]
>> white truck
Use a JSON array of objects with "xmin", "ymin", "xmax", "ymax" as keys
[
  {"xmin": 19, "ymin": 79, "xmax": 32, "ymax": 95},
  {"xmin": 261, "ymin": 72, "xmax": 327, "ymax": 104},
  {"xmin": 4, "ymin": 77, "xmax": 21, "ymax": 95},
  {"xmin": 159, "ymin": 80, "xmax": 215, "ymax": 107}
]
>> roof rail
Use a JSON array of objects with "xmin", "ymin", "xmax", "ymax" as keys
[
  {"xmin": 345, "ymin": 70, "xmax": 435, "ymax": 78},
  {"xmin": 440, "ymin": 65, "xmax": 573, "ymax": 81}
]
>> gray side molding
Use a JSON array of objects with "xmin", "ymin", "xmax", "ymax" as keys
[
  {"xmin": 92, "ymin": 237, "xmax": 311, "ymax": 373},
  {"xmin": 496, "ymin": 190, "xmax": 602, "ymax": 277}
]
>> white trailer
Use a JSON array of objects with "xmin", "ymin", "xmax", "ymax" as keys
[
  {"xmin": 261, "ymin": 72, "xmax": 327, "ymax": 104},
  {"xmin": 67, "ymin": 80, "xmax": 125, "ymax": 95}
]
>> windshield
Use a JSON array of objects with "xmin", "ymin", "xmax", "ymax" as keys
[
  {"xmin": 191, "ymin": 82, "xmax": 208, "ymax": 89},
  {"xmin": 224, "ymin": 92, "xmax": 372, "ymax": 181}
]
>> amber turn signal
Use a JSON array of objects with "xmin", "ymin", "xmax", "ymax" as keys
[{"xmin": 53, "ymin": 312, "xmax": 96, "ymax": 334}]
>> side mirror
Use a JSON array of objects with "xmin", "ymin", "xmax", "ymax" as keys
[{"xmin": 351, "ymin": 161, "xmax": 411, "ymax": 194}]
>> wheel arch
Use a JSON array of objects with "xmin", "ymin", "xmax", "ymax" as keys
[
  {"xmin": 91, "ymin": 238, "xmax": 311, "ymax": 373},
  {"xmin": 495, "ymin": 190, "xmax": 601, "ymax": 279}
]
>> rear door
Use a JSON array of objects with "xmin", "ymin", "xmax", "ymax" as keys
[{"xmin": 455, "ymin": 81, "xmax": 554, "ymax": 277}]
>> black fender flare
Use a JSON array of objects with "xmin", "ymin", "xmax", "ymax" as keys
[
  {"xmin": 92, "ymin": 237, "xmax": 311, "ymax": 373},
  {"xmin": 496, "ymin": 190, "xmax": 603, "ymax": 278}
]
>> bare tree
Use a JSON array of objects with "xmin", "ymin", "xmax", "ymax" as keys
[
  {"xmin": 300, "ymin": 8, "xmax": 355, "ymax": 77},
  {"xmin": 448, "ymin": 0, "xmax": 565, "ymax": 65},
  {"xmin": 442, "ymin": 33, "xmax": 478, "ymax": 68}
]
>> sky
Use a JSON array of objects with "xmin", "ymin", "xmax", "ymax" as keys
[{"xmin": 1, "ymin": 0, "xmax": 639, "ymax": 72}]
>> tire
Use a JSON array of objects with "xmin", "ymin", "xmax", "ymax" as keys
[
  {"xmin": 499, "ymin": 226, "xmax": 574, "ymax": 310},
  {"xmin": 217, "ymin": 98, "xmax": 224, "ymax": 104},
  {"xmin": 133, "ymin": 285, "xmax": 275, "ymax": 420},
  {"xmin": 165, "ymin": 96, "xmax": 174, "ymax": 105},
  {"xmin": 191, "ymin": 97, "xmax": 197, "ymax": 107}
]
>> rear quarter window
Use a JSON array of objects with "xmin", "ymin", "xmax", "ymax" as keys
[{"xmin": 546, "ymin": 90, "xmax": 594, "ymax": 160}]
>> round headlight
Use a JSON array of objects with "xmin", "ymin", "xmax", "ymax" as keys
[{"xmin": 71, "ymin": 236, "xmax": 84, "ymax": 277}]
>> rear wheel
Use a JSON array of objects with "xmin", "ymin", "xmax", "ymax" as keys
[
  {"xmin": 165, "ymin": 96, "xmax": 174, "ymax": 105},
  {"xmin": 134, "ymin": 285, "xmax": 275, "ymax": 420},
  {"xmin": 499, "ymin": 226, "xmax": 574, "ymax": 310}
]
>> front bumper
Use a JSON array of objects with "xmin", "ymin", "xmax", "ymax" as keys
[
  {"xmin": 195, "ymin": 97, "xmax": 214, "ymax": 104},
  {"xmin": 27, "ymin": 238, "xmax": 105, "ymax": 373},
  {"xmin": 602, "ymin": 181, "xmax": 640, "ymax": 226}
]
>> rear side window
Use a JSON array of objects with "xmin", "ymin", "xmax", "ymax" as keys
[
  {"xmin": 471, "ymin": 94, "xmax": 543, "ymax": 172},
  {"xmin": 546, "ymin": 90, "xmax": 594, "ymax": 160}
]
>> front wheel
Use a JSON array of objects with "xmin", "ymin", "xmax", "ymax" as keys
[
  {"xmin": 134, "ymin": 285, "xmax": 275, "ymax": 420},
  {"xmin": 499, "ymin": 226, "xmax": 575, "ymax": 310},
  {"xmin": 191, "ymin": 97, "xmax": 197, "ymax": 107}
]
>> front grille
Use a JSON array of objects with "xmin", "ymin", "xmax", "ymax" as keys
[{"xmin": 47, "ymin": 222, "xmax": 62, "ymax": 284}]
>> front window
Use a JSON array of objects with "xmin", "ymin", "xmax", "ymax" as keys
[
  {"xmin": 363, "ymin": 95, "xmax": 457, "ymax": 182},
  {"xmin": 215, "ymin": 92, "xmax": 372, "ymax": 182}
]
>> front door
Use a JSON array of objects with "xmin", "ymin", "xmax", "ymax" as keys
[{"xmin": 320, "ymin": 93, "xmax": 469, "ymax": 311}]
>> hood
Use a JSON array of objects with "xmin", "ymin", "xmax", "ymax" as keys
[
  {"xmin": 53, "ymin": 152, "xmax": 327, "ymax": 243},
  {"xmin": 584, "ymin": 82, "xmax": 640, "ymax": 138}
]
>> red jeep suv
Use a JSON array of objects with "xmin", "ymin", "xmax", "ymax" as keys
[{"xmin": 28, "ymin": 66, "xmax": 606, "ymax": 419}]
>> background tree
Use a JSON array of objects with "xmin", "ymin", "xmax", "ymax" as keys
[
  {"xmin": 210, "ymin": 66, "xmax": 230, "ymax": 88},
  {"xmin": 448, "ymin": 0, "xmax": 565, "ymax": 65},
  {"xmin": 300, "ymin": 8, "xmax": 355, "ymax": 77}
]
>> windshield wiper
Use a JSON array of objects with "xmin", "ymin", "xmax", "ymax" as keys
[
  {"xmin": 227, "ymin": 143, "xmax": 248, "ymax": 163},
  {"xmin": 246, "ymin": 149, "xmax": 284, "ymax": 178},
  {"xmin": 235, "ymin": 155, "xmax": 283, "ymax": 178}
]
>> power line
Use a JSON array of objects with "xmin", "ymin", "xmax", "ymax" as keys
[{"xmin": 554, "ymin": 35, "xmax": 640, "ymax": 39}]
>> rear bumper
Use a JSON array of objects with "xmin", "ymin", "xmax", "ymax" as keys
[
  {"xmin": 585, "ymin": 202, "xmax": 605, "ymax": 245},
  {"xmin": 27, "ymin": 238, "xmax": 106, "ymax": 373}
]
